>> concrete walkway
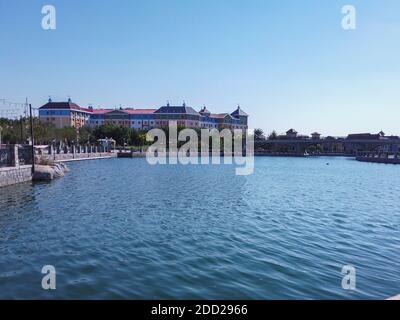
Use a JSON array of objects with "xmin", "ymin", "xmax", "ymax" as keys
[{"xmin": 56, "ymin": 155, "xmax": 116, "ymax": 163}]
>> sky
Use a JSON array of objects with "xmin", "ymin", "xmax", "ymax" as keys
[{"xmin": 0, "ymin": 0, "xmax": 400, "ymax": 136}]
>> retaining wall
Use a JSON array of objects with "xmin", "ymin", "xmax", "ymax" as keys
[{"xmin": 0, "ymin": 165, "xmax": 32, "ymax": 188}]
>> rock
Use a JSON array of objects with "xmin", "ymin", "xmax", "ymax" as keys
[
  {"xmin": 52, "ymin": 164, "xmax": 65, "ymax": 178},
  {"xmin": 32, "ymin": 163, "xmax": 69, "ymax": 181},
  {"xmin": 33, "ymin": 165, "xmax": 54, "ymax": 181},
  {"xmin": 58, "ymin": 162, "xmax": 70, "ymax": 172}
]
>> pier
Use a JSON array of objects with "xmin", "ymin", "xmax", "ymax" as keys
[
  {"xmin": 0, "ymin": 143, "xmax": 116, "ymax": 188},
  {"xmin": 117, "ymin": 149, "xmax": 146, "ymax": 158},
  {"xmin": 356, "ymin": 152, "xmax": 400, "ymax": 165}
]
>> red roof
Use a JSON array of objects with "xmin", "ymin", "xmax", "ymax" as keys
[
  {"xmin": 124, "ymin": 109, "xmax": 157, "ymax": 114},
  {"xmin": 91, "ymin": 109, "xmax": 113, "ymax": 114},
  {"xmin": 210, "ymin": 113, "xmax": 229, "ymax": 119},
  {"xmin": 39, "ymin": 102, "xmax": 158, "ymax": 115}
]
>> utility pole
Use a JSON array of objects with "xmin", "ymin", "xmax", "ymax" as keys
[
  {"xmin": 29, "ymin": 103, "xmax": 35, "ymax": 174},
  {"xmin": 20, "ymin": 116, "xmax": 24, "ymax": 144}
]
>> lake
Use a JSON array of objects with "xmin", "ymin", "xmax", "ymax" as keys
[{"xmin": 0, "ymin": 157, "xmax": 399, "ymax": 299}]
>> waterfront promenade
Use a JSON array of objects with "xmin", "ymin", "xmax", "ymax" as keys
[
  {"xmin": 0, "ymin": 144, "xmax": 115, "ymax": 187},
  {"xmin": 356, "ymin": 152, "xmax": 400, "ymax": 165}
]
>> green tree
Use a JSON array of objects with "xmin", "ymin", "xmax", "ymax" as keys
[
  {"xmin": 268, "ymin": 130, "xmax": 278, "ymax": 140},
  {"xmin": 254, "ymin": 128, "xmax": 265, "ymax": 140}
]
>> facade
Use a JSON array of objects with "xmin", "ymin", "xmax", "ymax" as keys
[
  {"xmin": 39, "ymin": 100, "xmax": 249, "ymax": 130},
  {"xmin": 38, "ymin": 99, "xmax": 92, "ymax": 128}
]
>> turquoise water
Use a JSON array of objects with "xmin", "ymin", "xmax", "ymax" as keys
[{"xmin": 0, "ymin": 157, "xmax": 399, "ymax": 299}]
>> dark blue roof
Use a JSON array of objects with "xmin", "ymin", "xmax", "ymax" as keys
[
  {"xmin": 231, "ymin": 106, "xmax": 248, "ymax": 117},
  {"xmin": 155, "ymin": 106, "xmax": 199, "ymax": 116},
  {"xmin": 199, "ymin": 107, "xmax": 211, "ymax": 114}
]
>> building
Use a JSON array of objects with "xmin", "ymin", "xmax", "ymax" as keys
[
  {"xmin": 154, "ymin": 103, "xmax": 200, "ymax": 128},
  {"xmin": 311, "ymin": 132, "xmax": 321, "ymax": 140},
  {"xmin": 346, "ymin": 132, "xmax": 385, "ymax": 140},
  {"xmin": 38, "ymin": 99, "xmax": 92, "ymax": 128},
  {"xmin": 96, "ymin": 108, "xmax": 157, "ymax": 130},
  {"xmin": 286, "ymin": 129, "xmax": 298, "ymax": 139},
  {"xmin": 39, "ymin": 100, "xmax": 248, "ymax": 130}
]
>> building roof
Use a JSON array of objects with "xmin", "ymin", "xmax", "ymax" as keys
[
  {"xmin": 39, "ymin": 102, "xmax": 92, "ymax": 113},
  {"xmin": 210, "ymin": 113, "xmax": 229, "ymax": 119},
  {"xmin": 155, "ymin": 105, "xmax": 199, "ymax": 116},
  {"xmin": 199, "ymin": 107, "xmax": 211, "ymax": 114},
  {"xmin": 124, "ymin": 109, "xmax": 157, "ymax": 114},
  {"xmin": 39, "ymin": 102, "xmax": 157, "ymax": 115},
  {"xmin": 231, "ymin": 106, "xmax": 248, "ymax": 117},
  {"xmin": 286, "ymin": 129, "xmax": 298, "ymax": 134},
  {"xmin": 346, "ymin": 133, "xmax": 380, "ymax": 140},
  {"xmin": 311, "ymin": 132, "xmax": 321, "ymax": 135},
  {"xmin": 91, "ymin": 109, "xmax": 113, "ymax": 114}
]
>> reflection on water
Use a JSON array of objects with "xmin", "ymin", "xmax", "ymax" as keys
[{"xmin": 0, "ymin": 157, "xmax": 399, "ymax": 299}]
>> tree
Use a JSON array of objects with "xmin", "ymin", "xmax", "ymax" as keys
[
  {"xmin": 254, "ymin": 128, "xmax": 265, "ymax": 140},
  {"xmin": 268, "ymin": 130, "xmax": 278, "ymax": 140},
  {"xmin": 78, "ymin": 126, "xmax": 94, "ymax": 144}
]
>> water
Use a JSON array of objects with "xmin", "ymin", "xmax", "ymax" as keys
[{"xmin": 0, "ymin": 157, "xmax": 399, "ymax": 299}]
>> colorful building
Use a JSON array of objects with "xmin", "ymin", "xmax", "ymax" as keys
[
  {"xmin": 39, "ymin": 100, "xmax": 248, "ymax": 130},
  {"xmin": 38, "ymin": 99, "xmax": 92, "ymax": 128}
]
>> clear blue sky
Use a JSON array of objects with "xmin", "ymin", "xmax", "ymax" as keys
[{"xmin": 1, "ymin": 0, "xmax": 399, "ymax": 136}]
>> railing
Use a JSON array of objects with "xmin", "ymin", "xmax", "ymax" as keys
[
  {"xmin": 357, "ymin": 151, "xmax": 399, "ymax": 159},
  {"xmin": 49, "ymin": 145, "xmax": 110, "ymax": 155}
]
